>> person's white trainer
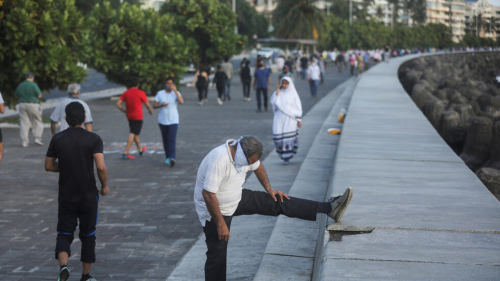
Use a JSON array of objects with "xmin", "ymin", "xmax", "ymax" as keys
[
  {"xmin": 217, "ymin": 98, "xmax": 223, "ymax": 105},
  {"xmin": 22, "ymin": 142, "xmax": 29, "ymax": 148},
  {"xmin": 34, "ymin": 139, "xmax": 44, "ymax": 146},
  {"xmin": 328, "ymin": 187, "xmax": 353, "ymax": 222}
]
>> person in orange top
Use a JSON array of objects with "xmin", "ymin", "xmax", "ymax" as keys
[{"xmin": 116, "ymin": 77, "xmax": 153, "ymax": 159}]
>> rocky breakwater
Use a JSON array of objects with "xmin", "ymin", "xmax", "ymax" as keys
[{"xmin": 399, "ymin": 52, "xmax": 500, "ymax": 199}]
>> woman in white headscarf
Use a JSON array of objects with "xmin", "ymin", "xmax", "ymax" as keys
[{"xmin": 270, "ymin": 77, "xmax": 303, "ymax": 165}]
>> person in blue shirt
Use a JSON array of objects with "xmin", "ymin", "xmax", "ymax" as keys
[
  {"xmin": 253, "ymin": 59, "xmax": 271, "ymax": 112},
  {"xmin": 153, "ymin": 76, "xmax": 184, "ymax": 167}
]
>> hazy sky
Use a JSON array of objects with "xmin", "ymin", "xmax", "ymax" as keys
[{"xmin": 487, "ymin": 0, "xmax": 500, "ymax": 6}]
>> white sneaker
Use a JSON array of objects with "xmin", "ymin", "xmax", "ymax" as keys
[
  {"xmin": 247, "ymin": 97, "xmax": 251, "ymax": 102},
  {"xmin": 22, "ymin": 142, "xmax": 29, "ymax": 148},
  {"xmin": 198, "ymin": 101, "xmax": 204, "ymax": 106},
  {"xmin": 217, "ymin": 98, "xmax": 223, "ymax": 105},
  {"xmin": 34, "ymin": 140, "xmax": 44, "ymax": 146}
]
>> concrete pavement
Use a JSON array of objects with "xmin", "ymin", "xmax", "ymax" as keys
[{"xmin": 317, "ymin": 54, "xmax": 500, "ymax": 280}]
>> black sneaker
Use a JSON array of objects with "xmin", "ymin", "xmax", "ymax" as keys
[
  {"xmin": 58, "ymin": 266, "xmax": 70, "ymax": 281},
  {"xmin": 80, "ymin": 275, "xmax": 97, "ymax": 281},
  {"xmin": 170, "ymin": 158, "xmax": 176, "ymax": 167},
  {"xmin": 328, "ymin": 187, "xmax": 353, "ymax": 222}
]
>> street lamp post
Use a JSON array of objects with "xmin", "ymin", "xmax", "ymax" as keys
[
  {"xmin": 233, "ymin": 0, "xmax": 238, "ymax": 34},
  {"xmin": 349, "ymin": 0, "xmax": 352, "ymax": 25}
]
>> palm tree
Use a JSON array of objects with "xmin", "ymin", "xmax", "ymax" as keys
[
  {"xmin": 485, "ymin": 16, "xmax": 499, "ymax": 36},
  {"xmin": 407, "ymin": 0, "xmax": 426, "ymax": 25},
  {"xmin": 273, "ymin": 0, "xmax": 324, "ymax": 39},
  {"xmin": 465, "ymin": 13, "xmax": 485, "ymax": 37},
  {"xmin": 376, "ymin": 5, "xmax": 384, "ymax": 19}
]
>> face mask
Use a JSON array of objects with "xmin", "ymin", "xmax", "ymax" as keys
[
  {"xmin": 231, "ymin": 140, "xmax": 249, "ymax": 173},
  {"xmin": 282, "ymin": 87, "xmax": 288, "ymax": 92},
  {"xmin": 165, "ymin": 86, "xmax": 171, "ymax": 92}
]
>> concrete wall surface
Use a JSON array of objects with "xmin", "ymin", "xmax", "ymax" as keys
[{"xmin": 318, "ymin": 54, "xmax": 500, "ymax": 281}]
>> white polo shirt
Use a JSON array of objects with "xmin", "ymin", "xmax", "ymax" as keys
[
  {"xmin": 194, "ymin": 139, "xmax": 261, "ymax": 227},
  {"xmin": 50, "ymin": 97, "xmax": 93, "ymax": 132},
  {"xmin": 307, "ymin": 64, "xmax": 321, "ymax": 80}
]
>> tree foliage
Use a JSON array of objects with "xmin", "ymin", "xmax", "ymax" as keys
[
  {"xmin": 160, "ymin": 0, "xmax": 242, "ymax": 66},
  {"xmin": 86, "ymin": 2, "xmax": 193, "ymax": 93},
  {"xmin": 320, "ymin": 15, "xmax": 454, "ymax": 50},
  {"xmin": 219, "ymin": 0, "xmax": 268, "ymax": 43},
  {"xmin": 74, "ymin": 0, "xmax": 141, "ymax": 17},
  {"xmin": 273, "ymin": 0, "xmax": 324, "ymax": 39},
  {"xmin": 0, "ymin": 0, "xmax": 89, "ymax": 107}
]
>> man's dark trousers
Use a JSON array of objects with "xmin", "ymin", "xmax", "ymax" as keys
[
  {"xmin": 55, "ymin": 196, "xmax": 99, "ymax": 262},
  {"xmin": 256, "ymin": 88, "xmax": 268, "ymax": 110},
  {"xmin": 203, "ymin": 189, "xmax": 318, "ymax": 281}
]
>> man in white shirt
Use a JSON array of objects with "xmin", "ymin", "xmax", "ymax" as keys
[
  {"xmin": 50, "ymin": 84, "xmax": 93, "ymax": 137},
  {"xmin": 307, "ymin": 59, "xmax": 321, "ymax": 97},
  {"xmin": 194, "ymin": 136, "xmax": 353, "ymax": 281}
]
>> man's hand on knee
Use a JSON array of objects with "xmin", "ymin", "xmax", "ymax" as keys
[
  {"xmin": 217, "ymin": 222, "xmax": 230, "ymax": 241},
  {"xmin": 268, "ymin": 189, "xmax": 290, "ymax": 203}
]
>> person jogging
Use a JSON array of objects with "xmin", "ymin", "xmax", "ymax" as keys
[
  {"xmin": 194, "ymin": 136, "xmax": 353, "ymax": 281},
  {"xmin": 153, "ymin": 76, "xmax": 184, "ymax": 167},
  {"xmin": 116, "ymin": 77, "xmax": 153, "ymax": 160},
  {"xmin": 45, "ymin": 102, "xmax": 109, "ymax": 281}
]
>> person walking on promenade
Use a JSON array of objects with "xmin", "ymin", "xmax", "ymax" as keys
[
  {"xmin": 45, "ymin": 102, "xmax": 109, "ymax": 281},
  {"xmin": 300, "ymin": 54, "xmax": 308, "ymax": 80},
  {"xmin": 275, "ymin": 55, "xmax": 285, "ymax": 72},
  {"xmin": 336, "ymin": 52, "xmax": 345, "ymax": 73},
  {"xmin": 270, "ymin": 77, "xmax": 302, "ymax": 165},
  {"xmin": 356, "ymin": 53, "xmax": 364, "ymax": 77},
  {"xmin": 214, "ymin": 66, "xmax": 229, "ymax": 105},
  {"xmin": 16, "ymin": 72, "xmax": 44, "ymax": 147},
  {"xmin": 318, "ymin": 56, "xmax": 326, "ymax": 85},
  {"xmin": 50, "ymin": 84, "xmax": 93, "ymax": 137},
  {"xmin": 240, "ymin": 60, "xmax": 252, "ymax": 102},
  {"xmin": 116, "ymin": 77, "xmax": 153, "ymax": 160},
  {"xmin": 222, "ymin": 57, "xmax": 233, "ymax": 101},
  {"xmin": 193, "ymin": 135, "xmax": 354, "ymax": 281},
  {"xmin": 307, "ymin": 59, "xmax": 321, "ymax": 97},
  {"xmin": 363, "ymin": 51, "xmax": 371, "ymax": 70},
  {"xmin": 278, "ymin": 66, "xmax": 294, "ymax": 85},
  {"xmin": 349, "ymin": 53, "xmax": 356, "ymax": 76},
  {"xmin": 153, "ymin": 76, "xmax": 184, "ymax": 167},
  {"xmin": 253, "ymin": 59, "xmax": 271, "ymax": 112},
  {"xmin": 285, "ymin": 56, "xmax": 295, "ymax": 74},
  {"xmin": 193, "ymin": 66, "xmax": 209, "ymax": 106},
  {"xmin": 0, "ymin": 92, "xmax": 4, "ymax": 163},
  {"xmin": 384, "ymin": 45, "xmax": 391, "ymax": 63}
]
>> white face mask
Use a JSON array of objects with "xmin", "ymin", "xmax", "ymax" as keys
[{"xmin": 231, "ymin": 140, "xmax": 249, "ymax": 173}]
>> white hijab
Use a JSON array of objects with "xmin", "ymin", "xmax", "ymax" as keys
[{"xmin": 271, "ymin": 76, "xmax": 302, "ymax": 121}]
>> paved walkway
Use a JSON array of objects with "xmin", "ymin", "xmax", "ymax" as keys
[
  {"xmin": 318, "ymin": 54, "xmax": 500, "ymax": 280},
  {"xmin": 0, "ymin": 67, "xmax": 351, "ymax": 280}
]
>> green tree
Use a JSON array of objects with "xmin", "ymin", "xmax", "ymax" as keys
[
  {"xmin": 0, "ymin": 0, "xmax": 89, "ymax": 107},
  {"xmin": 273, "ymin": 0, "xmax": 324, "ymax": 39},
  {"xmin": 160, "ymin": 0, "xmax": 242, "ymax": 66},
  {"xmin": 86, "ymin": 2, "xmax": 193, "ymax": 94},
  {"xmin": 219, "ymin": 0, "xmax": 268, "ymax": 42},
  {"xmin": 461, "ymin": 34, "xmax": 479, "ymax": 47},
  {"xmin": 407, "ymin": 0, "xmax": 426, "ymax": 25},
  {"xmin": 74, "ymin": 0, "xmax": 141, "ymax": 17}
]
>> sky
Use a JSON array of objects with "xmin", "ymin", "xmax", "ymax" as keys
[{"xmin": 487, "ymin": 0, "xmax": 500, "ymax": 6}]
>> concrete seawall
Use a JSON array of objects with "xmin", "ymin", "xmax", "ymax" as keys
[{"xmin": 317, "ymin": 54, "xmax": 500, "ymax": 280}]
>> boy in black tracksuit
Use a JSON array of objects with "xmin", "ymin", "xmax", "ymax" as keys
[
  {"xmin": 45, "ymin": 102, "xmax": 109, "ymax": 281},
  {"xmin": 214, "ymin": 65, "xmax": 228, "ymax": 104}
]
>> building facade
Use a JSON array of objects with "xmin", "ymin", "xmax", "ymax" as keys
[
  {"xmin": 426, "ymin": 0, "xmax": 467, "ymax": 41},
  {"xmin": 465, "ymin": 0, "xmax": 497, "ymax": 38}
]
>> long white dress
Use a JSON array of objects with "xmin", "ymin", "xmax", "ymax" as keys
[{"xmin": 270, "ymin": 77, "xmax": 303, "ymax": 160}]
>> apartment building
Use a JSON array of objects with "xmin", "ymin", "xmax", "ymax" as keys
[
  {"xmin": 465, "ymin": 0, "xmax": 497, "ymax": 38},
  {"xmin": 426, "ymin": 0, "xmax": 467, "ymax": 41}
]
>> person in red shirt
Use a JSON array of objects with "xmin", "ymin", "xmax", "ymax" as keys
[{"xmin": 116, "ymin": 77, "xmax": 153, "ymax": 159}]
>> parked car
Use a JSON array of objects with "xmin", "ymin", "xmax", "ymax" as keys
[{"xmin": 257, "ymin": 47, "xmax": 274, "ymax": 59}]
